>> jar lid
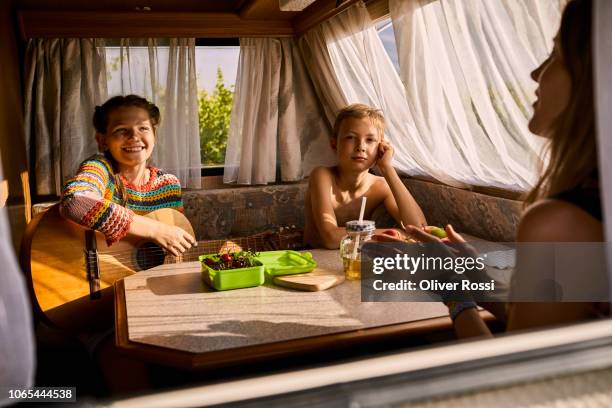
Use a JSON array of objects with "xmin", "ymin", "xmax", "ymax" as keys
[{"xmin": 346, "ymin": 220, "xmax": 376, "ymax": 233}]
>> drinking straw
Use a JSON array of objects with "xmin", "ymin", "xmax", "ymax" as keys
[
  {"xmin": 352, "ymin": 197, "xmax": 367, "ymax": 259},
  {"xmin": 358, "ymin": 196, "xmax": 367, "ymax": 222}
]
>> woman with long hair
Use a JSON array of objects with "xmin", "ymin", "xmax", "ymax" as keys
[{"xmin": 395, "ymin": 0, "xmax": 606, "ymax": 337}]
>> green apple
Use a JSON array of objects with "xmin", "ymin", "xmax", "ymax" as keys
[{"xmin": 428, "ymin": 226, "xmax": 447, "ymax": 239}]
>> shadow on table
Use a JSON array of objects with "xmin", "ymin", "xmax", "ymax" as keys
[
  {"xmin": 145, "ymin": 272, "xmax": 342, "ymax": 296},
  {"xmin": 135, "ymin": 319, "xmax": 362, "ymax": 353},
  {"xmin": 146, "ymin": 273, "xmax": 211, "ymax": 295}
]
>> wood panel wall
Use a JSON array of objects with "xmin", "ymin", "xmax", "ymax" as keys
[
  {"xmin": 0, "ymin": 0, "xmax": 29, "ymax": 212},
  {"xmin": 18, "ymin": 0, "xmax": 390, "ymax": 38},
  {"xmin": 19, "ymin": 10, "xmax": 295, "ymax": 38}
]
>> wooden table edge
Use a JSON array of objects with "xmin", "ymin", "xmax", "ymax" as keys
[{"xmin": 114, "ymin": 279, "xmax": 495, "ymax": 371}]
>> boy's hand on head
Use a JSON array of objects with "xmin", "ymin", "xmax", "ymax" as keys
[{"xmin": 376, "ymin": 141, "xmax": 394, "ymax": 171}]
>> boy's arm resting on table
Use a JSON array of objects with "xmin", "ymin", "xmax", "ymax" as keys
[
  {"xmin": 378, "ymin": 163, "xmax": 426, "ymax": 228},
  {"xmin": 307, "ymin": 167, "xmax": 346, "ymax": 249}
]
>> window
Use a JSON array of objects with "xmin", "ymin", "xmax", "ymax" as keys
[
  {"xmin": 195, "ymin": 39, "xmax": 239, "ymax": 172},
  {"xmin": 376, "ymin": 18, "xmax": 399, "ymax": 73},
  {"xmin": 105, "ymin": 39, "xmax": 239, "ymax": 176}
]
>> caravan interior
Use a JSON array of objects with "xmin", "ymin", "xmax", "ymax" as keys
[{"xmin": 0, "ymin": 0, "xmax": 611, "ymax": 406}]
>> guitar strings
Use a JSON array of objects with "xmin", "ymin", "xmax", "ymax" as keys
[
  {"xmin": 81, "ymin": 250, "xmax": 254, "ymax": 276},
  {"xmin": 81, "ymin": 238, "xmax": 268, "ymax": 275},
  {"xmin": 60, "ymin": 238, "xmax": 264, "ymax": 263},
  {"xmin": 89, "ymin": 226, "xmax": 298, "ymax": 259},
  {"xmin": 82, "ymin": 236, "xmax": 267, "ymax": 259},
  {"xmin": 46, "ymin": 235, "xmax": 278, "ymax": 276},
  {"xmin": 85, "ymin": 239, "xmax": 264, "ymax": 261},
  {"xmin": 37, "ymin": 229, "xmax": 299, "ymax": 278}
]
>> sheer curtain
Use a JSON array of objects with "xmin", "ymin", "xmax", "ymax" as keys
[
  {"xmin": 107, "ymin": 38, "xmax": 201, "ymax": 188},
  {"xmin": 389, "ymin": 0, "xmax": 566, "ymax": 189},
  {"xmin": 224, "ymin": 38, "xmax": 333, "ymax": 185},
  {"xmin": 299, "ymin": 1, "xmax": 564, "ymax": 190},
  {"xmin": 299, "ymin": 3, "xmax": 431, "ymax": 180},
  {"xmin": 24, "ymin": 39, "xmax": 108, "ymax": 195}
]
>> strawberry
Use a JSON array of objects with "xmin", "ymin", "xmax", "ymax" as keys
[{"xmin": 221, "ymin": 253, "xmax": 232, "ymax": 263}]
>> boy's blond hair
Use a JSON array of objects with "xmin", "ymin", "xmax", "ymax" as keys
[{"xmin": 332, "ymin": 104, "xmax": 385, "ymax": 140}]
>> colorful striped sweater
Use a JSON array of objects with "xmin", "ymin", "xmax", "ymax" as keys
[{"xmin": 60, "ymin": 154, "xmax": 184, "ymax": 246}]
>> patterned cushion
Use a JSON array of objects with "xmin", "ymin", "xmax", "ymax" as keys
[{"xmin": 183, "ymin": 178, "xmax": 522, "ymax": 242}]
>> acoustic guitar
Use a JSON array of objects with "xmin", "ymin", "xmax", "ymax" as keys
[{"xmin": 20, "ymin": 204, "xmax": 302, "ymax": 331}]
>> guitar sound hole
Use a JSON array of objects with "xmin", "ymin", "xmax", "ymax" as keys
[{"xmin": 136, "ymin": 242, "xmax": 166, "ymax": 270}]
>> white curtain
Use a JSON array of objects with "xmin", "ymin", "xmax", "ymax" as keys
[
  {"xmin": 107, "ymin": 38, "xmax": 201, "ymax": 189},
  {"xmin": 389, "ymin": 0, "xmax": 566, "ymax": 189},
  {"xmin": 24, "ymin": 39, "xmax": 108, "ymax": 195},
  {"xmin": 224, "ymin": 38, "xmax": 334, "ymax": 185},
  {"xmin": 299, "ymin": 1, "xmax": 564, "ymax": 190},
  {"xmin": 300, "ymin": 3, "xmax": 431, "ymax": 180}
]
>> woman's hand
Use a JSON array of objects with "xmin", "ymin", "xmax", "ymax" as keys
[
  {"xmin": 372, "ymin": 228, "xmax": 411, "ymax": 242},
  {"xmin": 408, "ymin": 224, "xmax": 498, "ymax": 304},
  {"xmin": 407, "ymin": 224, "xmax": 477, "ymax": 258},
  {"xmin": 152, "ymin": 223, "xmax": 197, "ymax": 257},
  {"xmin": 409, "ymin": 224, "xmax": 463, "ymax": 242}
]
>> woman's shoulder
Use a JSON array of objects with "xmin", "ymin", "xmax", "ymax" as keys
[
  {"xmin": 518, "ymin": 199, "xmax": 603, "ymax": 242},
  {"xmin": 552, "ymin": 180, "xmax": 601, "ymax": 221}
]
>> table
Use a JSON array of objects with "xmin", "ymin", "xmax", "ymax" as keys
[{"xmin": 115, "ymin": 249, "xmax": 496, "ymax": 370}]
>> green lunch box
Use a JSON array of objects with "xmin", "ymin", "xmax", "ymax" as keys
[
  {"xmin": 199, "ymin": 250, "xmax": 317, "ymax": 290},
  {"xmin": 199, "ymin": 254, "xmax": 265, "ymax": 291},
  {"xmin": 254, "ymin": 250, "xmax": 317, "ymax": 277}
]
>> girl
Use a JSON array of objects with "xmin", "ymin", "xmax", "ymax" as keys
[
  {"xmin": 59, "ymin": 95, "xmax": 196, "ymax": 393},
  {"xmin": 61, "ymin": 94, "xmax": 196, "ymax": 256}
]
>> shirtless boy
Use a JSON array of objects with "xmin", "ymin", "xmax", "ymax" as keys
[{"xmin": 304, "ymin": 103, "xmax": 426, "ymax": 249}]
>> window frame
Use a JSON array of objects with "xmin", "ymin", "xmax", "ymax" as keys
[
  {"xmin": 196, "ymin": 37, "xmax": 239, "ymax": 178},
  {"xmin": 106, "ymin": 319, "xmax": 612, "ymax": 406}
]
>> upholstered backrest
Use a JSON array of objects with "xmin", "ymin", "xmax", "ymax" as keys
[
  {"xmin": 182, "ymin": 178, "xmax": 522, "ymax": 243},
  {"xmin": 404, "ymin": 179, "xmax": 522, "ymax": 242}
]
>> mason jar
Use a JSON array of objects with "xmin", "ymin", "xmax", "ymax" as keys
[{"xmin": 339, "ymin": 220, "xmax": 376, "ymax": 280}]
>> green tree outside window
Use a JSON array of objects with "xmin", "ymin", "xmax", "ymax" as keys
[{"xmin": 199, "ymin": 67, "xmax": 234, "ymax": 165}]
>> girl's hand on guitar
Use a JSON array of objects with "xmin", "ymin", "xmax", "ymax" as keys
[
  {"xmin": 153, "ymin": 224, "xmax": 197, "ymax": 257},
  {"xmin": 129, "ymin": 214, "xmax": 196, "ymax": 256}
]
